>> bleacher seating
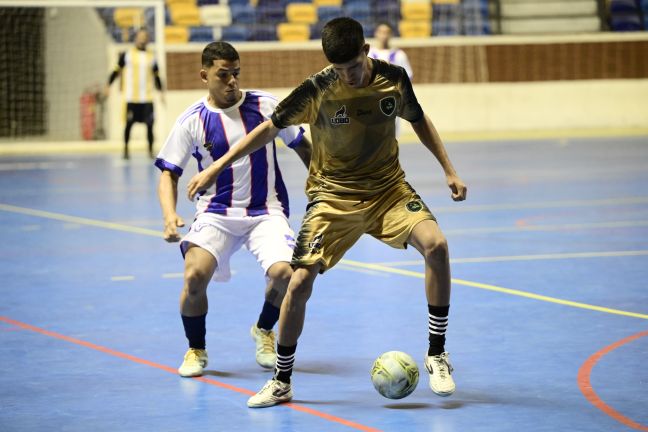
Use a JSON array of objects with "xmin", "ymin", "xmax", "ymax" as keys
[
  {"xmin": 499, "ymin": 0, "xmax": 600, "ymax": 34},
  {"xmin": 286, "ymin": 3, "xmax": 317, "ymax": 24},
  {"xmin": 277, "ymin": 22, "xmax": 311, "ymax": 41},
  {"xmin": 608, "ymin": 0, "xmax": 643, "ymax": 31},
  {"xmin": 199, "ymin": 5, "xmax": 232, "ymax": 26},
  {"xmin": 99, "ymin": 0, "xmax": 645, "ymax": 45}
]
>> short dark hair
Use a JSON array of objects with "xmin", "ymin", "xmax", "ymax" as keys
[
  {"xmin": 202, "ymin": 41, "xmax": 239, "ymax": 68},
  {"xmin": 321, "ymin": 17, "xmax": 365, "ymax": 64}
]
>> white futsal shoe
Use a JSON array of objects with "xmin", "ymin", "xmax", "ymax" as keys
[
  {"xmin": 178, "ymin": 348, "xmax": 208, "ymax": 377},
  {"xmin": 247, "ymin": 379, "xmax": 293, "ymax": 408},
  {"xmin": 425, "ymin": 352, "xmax": 456, "ymax": 396},
  {"xmin": 250, "ymin": 325, "xmax": 277, "ymax": 369}
]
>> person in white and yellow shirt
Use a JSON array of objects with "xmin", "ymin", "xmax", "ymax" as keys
[{"xmin": 105, "ymin": 29, "xmax": 164, "ymax": 159}]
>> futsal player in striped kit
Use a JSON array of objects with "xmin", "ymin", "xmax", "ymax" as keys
[
  {"xmin": 187, "ymin": 18, "xmax": 467, "ymax": 407},
  {"xmin": 105, "ymin": 29, "xmax": 164, "ymax": 160},
  {"xmin": 155, "ymin": 42, "xmax": 312, "ymax": 377}
]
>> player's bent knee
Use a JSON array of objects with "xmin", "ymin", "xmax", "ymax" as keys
[
  {"xmin": 266, "ymin": 262, "xmax": 292, "ymax": 285},
  {"xmin": 422, "ymin": 236, "xmax": 449, "ymax": 264},
  {"xmin": 183, "ymin": 266, "xmax": 211, "ymax": 294}
]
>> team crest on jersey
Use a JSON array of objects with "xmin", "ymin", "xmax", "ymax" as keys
[
  {"xmin": 203, "ymin": 142, "xmax": 213, "ymax": 153},
  {"xmin": 330, "ymin": 105, "xmax": 350, "ymax": 125},
  {"xmin": 379, "ymin": 96, "xmax": 397, "ymax": 116},
  {"xmin": 406, "ymin": 200, "xmax": 423, "ymax": 212}
]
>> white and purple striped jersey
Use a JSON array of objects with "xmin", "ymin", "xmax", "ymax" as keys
[
  {"xmin": 368, "ymin": 48, "xmax": 413, "ymax": 79},
  {"xmin": 155, "ymin": 90, "xmax": 304, "ymax": 218}
]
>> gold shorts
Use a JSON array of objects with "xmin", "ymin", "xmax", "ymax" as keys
[{"xmin": 291, "ymin": 181, "xmax": 436, "ymax": 272}]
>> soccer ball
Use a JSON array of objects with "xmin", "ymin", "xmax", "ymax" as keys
[{"xmin": 370, "ymin": 351, "xmax": 419, "ymax": 399}]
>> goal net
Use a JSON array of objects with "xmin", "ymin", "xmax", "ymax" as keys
[{"xmin": 0, "ymin": 0, "xmax": 165, "ymax": 143}]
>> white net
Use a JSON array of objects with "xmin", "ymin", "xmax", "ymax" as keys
[{"xmin": 0, "ymin": 1, "xmax": 164, "ymax": 142}]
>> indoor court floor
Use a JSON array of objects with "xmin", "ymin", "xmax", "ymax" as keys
[{"xmin": 1, "ymin": 134, "xmax": 647, "ymax": 431}]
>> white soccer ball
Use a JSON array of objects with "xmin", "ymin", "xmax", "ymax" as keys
[{"xmin": 370, "ymin": 351, "xmax": 419, "ymax": 399}]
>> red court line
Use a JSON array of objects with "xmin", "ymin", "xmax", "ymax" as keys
[
  {"xmin": 0, "ymin": 316, "xmax": 382, "ymax": 432},
  {"xmin": 577, "ymin": 330, "xmax": 648, "ymax": 431}
]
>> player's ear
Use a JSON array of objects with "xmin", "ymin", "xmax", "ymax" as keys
[
  {"xmin": 200, "ymin": 69, "xmax": 208, "ymax": 83},
  {"xmin": 362, "ymin": 43, "xmax": 370, "ymax": 56}
]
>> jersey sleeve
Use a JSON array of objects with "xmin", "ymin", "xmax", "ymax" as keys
[
  {"xmin": 154, "ymin": 121, "xmax": 194, "ymax": 176},
  {"xmin": 398, "ymin": 70, "xmax": 424, "ymax": 123},
  {"xmin": 271, "ymin": 78, "xmax": 319, "ymax": 129},
  {"xmin": 278, "ymin": 125, "xmax": 306, "ymax": 149}
]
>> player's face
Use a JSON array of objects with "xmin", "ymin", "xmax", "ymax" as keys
[
  {"xmin": 135, "ymin": 31, "xmax": 148, "ymax": 49},
  {"xmin": 374, "ymin": 25, "xmax": 392, "ymax": 48},
  {"xmin": 332, "ymin": 44, "xmax": 371, "ymax": 89},
  {"xmin": 201, "ymin": 59, "xmax": 242, "ymax": 108}
]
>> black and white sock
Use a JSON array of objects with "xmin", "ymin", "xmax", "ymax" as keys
[
  {"xmin": 274, "ymin": 344, "xmax": 297, "ymax": 384},
  {"xmin": 428, "ymin": 305, "xmax": 449, "ymax": 356}
]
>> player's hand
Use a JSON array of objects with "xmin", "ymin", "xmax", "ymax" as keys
[
  {"xmin": 447, "ymin": 174, "xmax": 467, "ymax": 201},
  {"xmin": 187, "ymin": 166, "xmax": 218, "ymax": 201},
  {"xmin": 163, "ymin": 214, "xmax": 185, "ymax": 242}
]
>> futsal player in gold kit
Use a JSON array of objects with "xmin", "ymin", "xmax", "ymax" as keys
[{"xmin": 187, "ymin": 18, "xmax": 467, "ymax": 407}]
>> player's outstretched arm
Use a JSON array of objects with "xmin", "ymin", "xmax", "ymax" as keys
[
  {"xmin": 159, "ymin": 170, "xmax": 185, "ymax": 242},
  {"xmin": 186, "ymin": 119, "xmax": 280, "ymax": 200},
  {"xmin": 411, "ymin": 113, "xmax": 467, "ymax": 202}
]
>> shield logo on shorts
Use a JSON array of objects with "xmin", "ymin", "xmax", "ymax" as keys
[
  {"xmin": 379, "ymin": 96, "xmax": 396, "ymax": 116},
  {"xmin": 406, "ymin": 200, "xmax": 423, "ymax": 212}
]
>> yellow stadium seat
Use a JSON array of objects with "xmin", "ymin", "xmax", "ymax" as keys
[
  {"xmin": 165, "ymin": 26, "xmax": 189, "ymax": 43},
  {"xmin": 166, "ymin": 0, "xmax": 195, "ymax": 5},
  {"xmin": 399, "ymin": 20, "xmax": 431, "ymax": 38},
  {"xmin": 314, "ymin": 0, "xmax": 343, "ymax": 7},
  {"xmin": 170, "ymin": 3, "xmax": 201, "ymax": 26},
  {"xmin": 277, "ymin": 22, "xmax": 310, "ymax": 42},
  {"xmin": 114, "ymin": 8, "xmax": 143, "ymax": 28},
  {"xmin": 286, "ymin": 3, "xmax": 317, "ymax": 24},
  {"xmin": 401, "ymin": 2, "xmax": 432, "ymax": 21}
]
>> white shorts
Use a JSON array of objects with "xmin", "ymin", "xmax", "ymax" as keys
[{"xmin": 180, "ymin": 213, "xmax": 296, "ymax": 282}]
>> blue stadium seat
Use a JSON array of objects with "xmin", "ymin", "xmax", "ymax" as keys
[
  {"xmin": 256, "ymin": 4, "xmax": 285, "ymax": 24},
  {"xmin": 189, "ymin": 26, "xmax": 214, "ymax": 42},
  {"xmin": 433, "ymin": 18, "xmax": 460, "ymax": 36},
  {"xmin": 230, "ymin": 4, "xmax": 256, "ymax": 24},
  {"xmin": 222, "ymin": 24, "xmax": 251, "ymax": 41},
  {"xmin": 609, "ymin": 0, "xmax": 639, "ymax": 14},
  {"xmin": 344, "ymin": 4, "xmax": 371, "ymax": 23},
  {"xmin": 463, "ymin": 18, "xmax": 490, "ymax": 35},
  {"xmin": 462, "ymin": 0, "xmax": 489, "ymax": 19},
  {"xmin": 610, "ymin": 13, "xmax": 642, "ymax": 31},
  {"xmin": 250, "ymin": 24, "xmax": 278, "ymax": 41},
  {"xmin": 372, "ymin": 2, "xmax": 400, "ymax": 24},
  {"xmin": 228, "ymin": 0, "xmax": 251, "ymax": 5},
  {"xmin": 344, "ymin": 0, "xmax": 370, "ymax": 6},
  {"xmin": 318, "ymin": 6, "xmax": 344, "ymax": 23}
]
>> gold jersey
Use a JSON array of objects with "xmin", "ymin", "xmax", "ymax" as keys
[{"xmin": 271, "ymin": 58, "xmax": 424, "ymax": 200}]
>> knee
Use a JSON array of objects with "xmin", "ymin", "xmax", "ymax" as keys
[
  {"xmin": 183, "ymin": 266, "xmax": 210, "ymax": 298},
  {"xmin": 421, "ymin": 235, "xmax": 449, "ymax": 265},
  {"xmin": 266, "ymin": 262, "xmax": 292, "ymax": 286},
  {"xmin": 286, "ymin": 269, "xmax": 315, "ymax": 304}
]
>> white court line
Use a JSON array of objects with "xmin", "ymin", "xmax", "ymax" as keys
[
  {"xmin": 162, "ymin": 273, "xmax": 183, "ymax": 279},
  {"xmin": 444, "ymin": 220, "xmax": 648, "ymax": 235},
  {"xmin": 335, "ymin": 264, "xmax": 389, "ymax": 277},
  {"xmin": 433, "ymin": 196, "xmax": 648, "ymax": 214},
  {"xmin": 377, "ymin": 250, "xmax": 648, "ymax": 267},
  {"xmin": 111, "ymin": 276, "xmax": 135, "ymax": 281}
]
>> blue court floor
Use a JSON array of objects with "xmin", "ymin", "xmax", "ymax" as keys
[{"xmin": 1, "ymin": 135, "xmax": 647, "ymax": 432}]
